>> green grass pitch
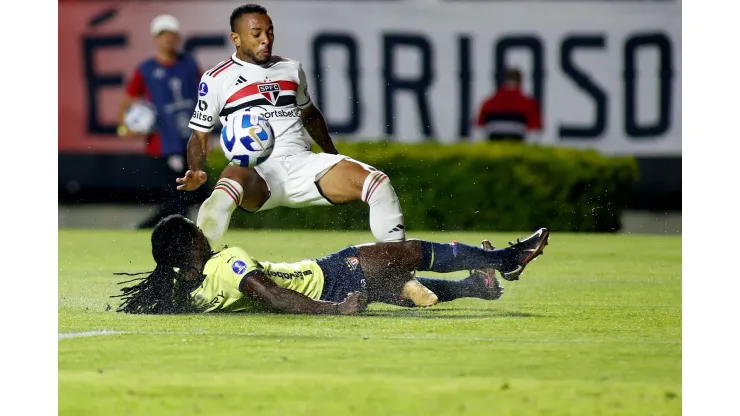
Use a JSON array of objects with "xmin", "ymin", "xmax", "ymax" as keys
[{"xmin": 59, "ymin": 229, "xmax": 681, "ymax": 415}]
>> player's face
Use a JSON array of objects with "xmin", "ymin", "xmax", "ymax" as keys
[
  {"xmin": 233, "ymin": 13, "xmax": 274, "ymax": 64},
  {"xmin": 154, "ymin": 31, "xmax": 180, "ymax": 54}
]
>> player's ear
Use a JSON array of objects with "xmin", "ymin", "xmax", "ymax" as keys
[{"xmin": 230, "ymin": 32, "xmax": 240, "ymax": 48}]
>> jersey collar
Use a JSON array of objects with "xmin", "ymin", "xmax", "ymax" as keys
[
  {"xmin": 231, "ymin": 52, "xmax": 248, "ymax": 66},
  {"xmin": 232, "ymin": 52, "xmax": 276, "ymax": 68}
]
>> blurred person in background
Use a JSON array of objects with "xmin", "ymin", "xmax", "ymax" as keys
[
  {"xmin": 474, "ymin": 68, "xmax": 543, "ymax": 142},
  {"xmin": 117, "ymin": 14, "xmax": 208, "ymax": 229}
]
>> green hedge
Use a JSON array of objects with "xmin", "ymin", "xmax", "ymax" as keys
[{"xmin": 206, "ymin": 141, "xmax": 638, "ymax": 232}]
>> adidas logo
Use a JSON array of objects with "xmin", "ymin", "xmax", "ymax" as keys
[
  {"xmin": 389, "ymin": 224, "xmax": 405, "ymax": 233},
  {"xmin": 235, "ymin": 76, "xmax": 247, "ymax": 85}
]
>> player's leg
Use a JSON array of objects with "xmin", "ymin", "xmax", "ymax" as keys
[
  {"xmin": 359, "ymin": 228, "xmax": 549, "ymax": 284},
  {"xmin": 355, "ymin": 240, "xmax": 478, "ymax": 307},
  {"xmin": 316, "ymin": 159, "xmax": 405, "ymax": 242},
  {"xmin": 355, "ymin": 241, "xmax": 435, "ymax": 305},
  {"xmin": 196, "ymin": 164, "xmax": 270, "ymax": 243},
  {"xmin": 381, "ymin": 270, "xmax": 503, "ymax": 307},
  {"xmin": 314, "ymin": 237, "xmax": 520, "ymax": 307},
  {"xmin": 312, "ymin": 241, "xmax": 437, "ymax": 306},
  {"xmin": 357, "ymin": 235, "xmax": 532, "ymax": 307},
  {"xmin": 414, "ymin": 273, "xmax": 504, "ymax": 302},
  {"xmin": 413, "ymin": 240, "xmax": 504, "ymax": 303},
  {"xmin": 415, "ymin": 230, "xmax": 550, "ymax": 281}
]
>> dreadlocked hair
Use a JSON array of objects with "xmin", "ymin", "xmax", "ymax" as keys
[{"xmin": 112, "ymin": 215, "xmax": 214, "ymax": 314}]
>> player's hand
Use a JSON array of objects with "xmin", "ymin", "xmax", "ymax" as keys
[
  {"xmin": 176, "ymin": 170, "xmax": 207, "ymax": 191},
  {"xmin": 337, "ymin": 291, "xmax": 368, "ymax": 315}
]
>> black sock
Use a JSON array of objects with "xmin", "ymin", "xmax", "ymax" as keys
[
  {"xmin": 416, "ymin": 276, "xmax": 481, "ymax": 302},
  {"xmin": 418, "ymin": 241, "xmax": 514, "ymax": 273}
]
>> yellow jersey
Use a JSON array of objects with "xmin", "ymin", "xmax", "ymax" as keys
[{"xmin": 189, "ymin": 247, "xmax": 325, "ymax": 313}]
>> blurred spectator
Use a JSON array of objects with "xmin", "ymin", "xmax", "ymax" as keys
[
  {"xmin": 474, "ymin": 68, "xmax": 542, "ymax": 142},
  {"xmin": 117, "ymin": 14, "xmax": 207, "ymax": 229}
]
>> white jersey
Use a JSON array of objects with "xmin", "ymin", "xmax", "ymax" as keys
[{"xmin": 188, "ymin": 53, "xmax": 313, "ymax": 158}]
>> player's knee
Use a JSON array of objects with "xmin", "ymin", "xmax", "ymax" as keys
[
  {"xmin": 375, "ymin": 170, "xmax": 394, "ymax": 189},
  {"xmin": 384, "ymin": 241, "xmax": 421, "ymax": 269},
  {"xmin": 398, "ymin": 240, "xmax": 419, "ymax": 252},
  {"xmin": 400, "ymin": 240, "xmax": 423, "ymax": 265},
  {"xmin": 362, "ymin": 170, "xmax": 397, "ymax": 205}
]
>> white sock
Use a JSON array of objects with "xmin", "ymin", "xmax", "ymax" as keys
[
  {"xmin": 361, "ymin": 170, "xmax": 405, "ymax": 242},
  {"xmin": 197, "ymin": 178, "xmax": 243, "ymax": 244}
]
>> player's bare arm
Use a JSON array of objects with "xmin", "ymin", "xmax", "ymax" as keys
[
  {"xmin": 241, "ymin": 271, "xmax": 367, "ymax": 315},
  {"xmin": 300, "ymin": 104, "xmax": 338, "ymax": 155},
  {"xmin": 176, "ymin": 130, "xmax": 210, "ymax": 191},
  {"xmin": 187, "ymin": 129, "xmax": 210, "ymax": 171}
]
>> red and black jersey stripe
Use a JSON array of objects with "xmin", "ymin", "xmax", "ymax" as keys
[
  {"xmin": 220, "ymin": 95, "xmax": 297, "ymax": 118},
  {"xmin": 206, "ymin": 58, "xmax": 241, "ymax": 77},
  {"xmin": 206, "ymin": 59, "xmax": 230, "ymax": 76}
]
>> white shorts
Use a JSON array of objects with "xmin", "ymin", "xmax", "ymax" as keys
[{"xmin": 252, "ymin": 151, "xmax": 375, "ymax": 212}]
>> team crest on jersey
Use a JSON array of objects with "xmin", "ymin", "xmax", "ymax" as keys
[
  {"xmin": 258, "ymin": 82, "xmax": 281, "ymax": 105},
  {"xmin": 345, "ymin": 257, "xmax": 360, "ymax": 271},
  {"xmin": 232, "ymin": 260, "xmax": 247, "ymax": 275}
]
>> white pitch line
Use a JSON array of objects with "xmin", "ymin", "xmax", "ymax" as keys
[
  {"xmin": 58, "ymin": 330, "xmax": 680, "ymax": 345},
  {"xmin": 58, "ymin": 330, "xmax": 124, "ymax": 340}
]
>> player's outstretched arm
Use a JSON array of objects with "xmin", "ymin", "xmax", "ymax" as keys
[
  {"xmin": 241, "ymin": 271, "xmax": 367, "ymax": 315},
  {"xmin": 300, "ymin": 104, "xmax": 339, "ymax": 155},
  {"xmin": 187, "ymin": 129, "xmax": 210, "ymax": 172},
  {"xmin": 176, "ymin": 130, "xmax": 210, "ymax": 191}
]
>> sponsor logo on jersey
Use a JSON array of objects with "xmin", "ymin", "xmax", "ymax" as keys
[
  {"xmin": 259, "ymin": 108, "xmax": 300, "ymax": 119},
  {"xmin": 232, "ymin": 260, "xmax": 247, "ymax": 275},
  {"xmin": 345, "ymin": 257, "xmax": 360, "ymax": 271},
  {"xmin": 191, "ymin": 110, "xmax": 213, "ymax": 123},
  {"xmin": 267, "ymin": 270, "xmax": 313, "ymax": 280},
  {"xmin": 198, "ymin": 100, "xmax": 208, "ymax": 111},
  {"xmin": 207, "ymin": 291, "xmax": 226, "ymax": 307},
  {"xmin": 198, "ymin": 82, "xmax": 209, "ymax": 96},
  {"xmin": 258, "ymin": 82, "xmax": 281, "ymax": 105}
]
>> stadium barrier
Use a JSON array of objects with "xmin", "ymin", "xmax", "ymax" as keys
[{"xmin": 206, "ymin": 142, "xmax": 638, "ymax": 232}]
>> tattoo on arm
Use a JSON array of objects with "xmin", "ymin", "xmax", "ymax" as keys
[{"xmin": 187, "ymin": 130, "xmax": 210, "ymax": 171}]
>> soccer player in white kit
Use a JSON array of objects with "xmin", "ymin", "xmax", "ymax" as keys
[{"xmin": 177, "ymin": 4, "xmax": 406, "ymax": 244}]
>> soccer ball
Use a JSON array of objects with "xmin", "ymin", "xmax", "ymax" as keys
[
  {"xmin": 220, "ymin": 112, "xmax": 275, "ymax": 168},
  {"xmin": 123, "ymin": 101, "xmax": 157, "ymax": 134}
]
